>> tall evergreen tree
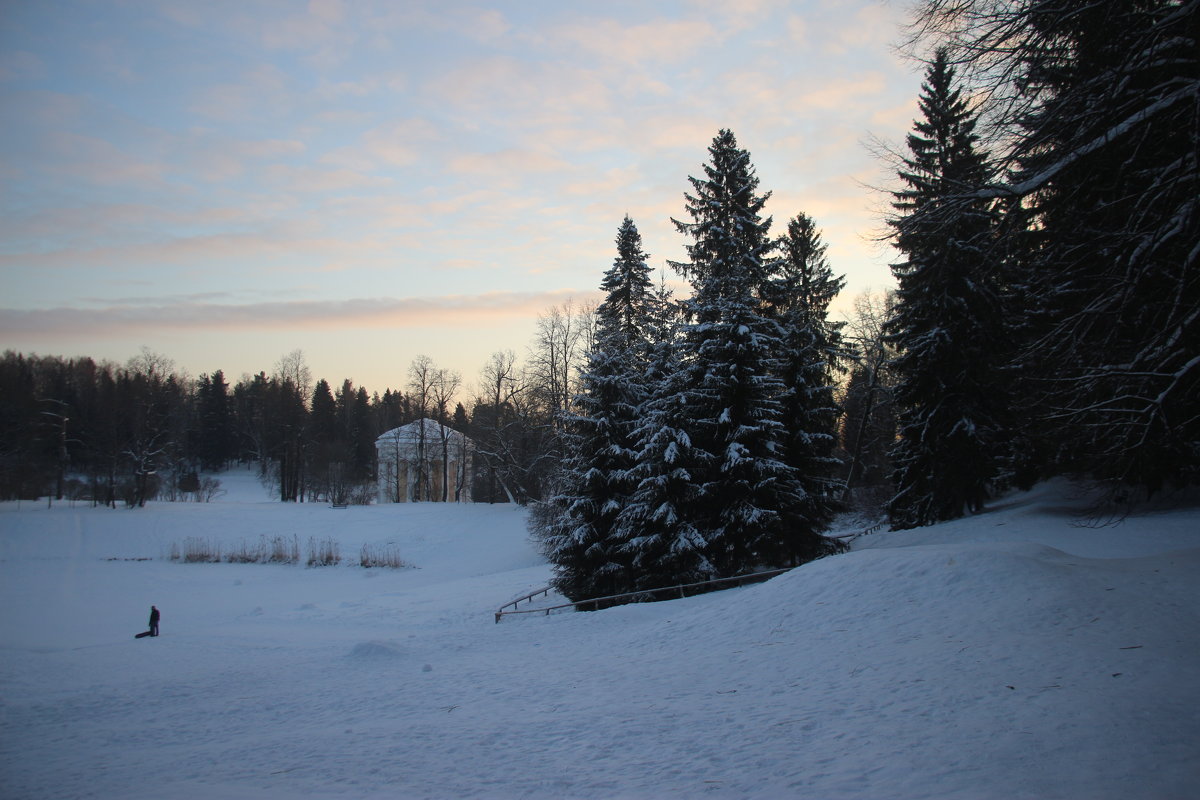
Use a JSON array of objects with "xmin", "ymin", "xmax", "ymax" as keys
[
  {"xmin": 310, "ymin": 379, "xmax": 338, "ymax": 450},
  {"xmin": 670, "ymin": 129, "xmax": 806, "ymax": 575},
  {"xmin": 0, "ymin": 352, "xmax": 46, "ymax": 500},
  {"xmin": 768, "ymin": 213, "xmax": 848, "ymax": 559},
  {"xmin": 534, "ymin": 216, "xmax": 656, "ymax": 601},
  {"xmin": 620, "ymin": 280, "xmax": 713, "ymax": 589},
  {"xmin": 195, "ymin": 370, "xmax": 234, "ymax": 471},
  {"xmin": 308, "ymin": 378, "xmax": 340, "ymax": 498},
  {"xmin": 350, "ymin": 386, "xmax": 374, "ymax": 482},
  {"xmin": 886, "ymin": 50, "xmax": 1007, "ymax": 529}
]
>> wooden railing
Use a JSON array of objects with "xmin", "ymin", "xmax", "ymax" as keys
[
  {"xmin": 829, "ymin": 521, "xmax": 884, "ymax": 543},
  {"xmin": 494, "ymin": 586, "xmax": 555, "ymax": 618},
  {"xmin": 494, "ymin": 567, "xmax": 791, "ymax": 623},
  {"xmin": 494, "ymin": 522, "xmax": 886, "ymax": 623}
]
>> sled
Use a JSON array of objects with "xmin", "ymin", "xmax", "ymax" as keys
[{"xmin": 134, "ymin": 631, "xmax": 153, "ymax": 639}]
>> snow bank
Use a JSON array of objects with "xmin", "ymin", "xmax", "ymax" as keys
[{"xmin": 1, "ymin": 479, "xmax": 1197, "ymax": 799}]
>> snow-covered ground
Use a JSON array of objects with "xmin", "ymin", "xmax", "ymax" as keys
[{"xmin": 1, "ymin": 472, "xmax": 1197, "ymax": 799}]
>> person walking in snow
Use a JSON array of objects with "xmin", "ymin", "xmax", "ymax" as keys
[{"xmin": 149, "ymin": 605, "xmax": 160, "ymax": 637}]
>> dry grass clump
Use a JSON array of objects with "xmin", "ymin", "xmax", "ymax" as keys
[
  {"xmin": 170, "ymin": 535, "xmax": 301, "ymax": 565},
  {"xmin": 169, "ymin": 537, "xmax": 221, "ymax": 563},
  {"xmin": 225, "ymin": 535, "xmax": 301, "ymax": 564},
  {"xmin": 169, "ymin": 535, "xmax": 404, "ymax": 569},
  {"xmin": 307, "ymin": 537, "xmax": 341, "ymax": 567},
  {"xmin": 359, "ymin": 543, "xmax": 406, "ymax": 569}
]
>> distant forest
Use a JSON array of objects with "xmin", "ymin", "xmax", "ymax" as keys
[
  {"xmin": 0, "ymin": 320, "xmax": 896, "ymax": 511},
  {"xmin": 0, "ymin": 291, "xmax": 900, "ymax": 512},
  {"xmin": 0, "ymin": 334, "xmax": 590, "ymax": 507}
]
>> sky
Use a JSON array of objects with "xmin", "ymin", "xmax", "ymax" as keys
[{"xmin": 1, "ymin": 0, "xmax": 922, "ymax": 397}]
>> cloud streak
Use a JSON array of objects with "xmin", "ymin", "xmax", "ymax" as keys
[{"xmin": 0, "ymin": 290, "xmax": 602, "ymax": 338}]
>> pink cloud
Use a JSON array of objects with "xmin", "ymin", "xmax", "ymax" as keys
[
  {"xmin": 179, "ymin": 132, "xmax": 306, "ymax": 182},
  {"xmin": 642, "ymin": 116, "xmax": 725, "ymax": 151},
  {"xmin": 368, "ymin": 6, "xmax": 513, "ymax": 45},
  {"xmin": 448, "ymin": 148, "xmax": 574, "ymax": 179},
  {"xmin": 428, "ymin": 56, "xmax": 614, "ymax": 119},
  {"xmin": 561, "ymin": 165, "xmax": 642, "ymax": 197},
  {"xmin": 262, "ymin": 163, "xmax": 392, "ymax": 193},
  {"xmin": 545, "ymin": 17, "xmax": 720, "ymax": 65},
  {"xmin": 0, "ymin": 290, "xmax": 604, "ymax": 338},
  {"xmin": 321, "ymin": 118, "xmax": 440, "ymax": 171},
  {"xmin": 797, "ymin": 73, "xmax": 889, "ymax": 111},
  {"xmin": 0, "ymin": 225, "xmax": 400, "ymax": 273},
  {"xmin": 683, "ymin": 0, "xmax": 787, "ymax": 31},
  {"xmin": 0, "ymin": 203, "xmax": 247, "ymax": 246},
  {"xmin": 188, "ymin": 64, "xmax": 291, "ymax": 121},
  {"xmin": 44, "ymin": 132, "xmax": 167, "ymax": 187},
  {"xmin": 260, "ymin": 0, "xmax": 355, "ymax": 68}
]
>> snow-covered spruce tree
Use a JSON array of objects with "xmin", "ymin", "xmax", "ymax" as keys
[
  {"xmin": 669, "ymin": 129, "xmax": 810, "ymax": 576},
  {"xmin": 618, "ymin": 279, "xmax": 714, "ymax": 592},
  {"xmin": 531, "ymin": 216, "xmax": 655, "ymax": 602},
  {"xmin": 762, "ymin": 213, "xmax": 850, "ymax": 561},
  {"xmin": 885, "ymin": 50, "xmax": 1008, "ymax": 530}
]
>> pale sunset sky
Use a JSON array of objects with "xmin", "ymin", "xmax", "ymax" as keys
[{"xmin": 1, "ymin": 0, "xmax": 921, "ymax": 395}]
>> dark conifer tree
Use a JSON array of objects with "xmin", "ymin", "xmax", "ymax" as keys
[
  {"xmin": 376, "ymin": 389, "xmax": 407, "ymax": 433},
  {"xmin": 767, "ymin": 213, "xmax": 849, "ymax": 560},
  {"xmin": 308, "ymin": 378, "xmax": 339, "ymax": 496},
  {"xmin": 0, "ymin": 352, "xmax": 43, "ymax": 500},
  {"xmin": 620, "ymin": 280, "xmax": 713, "ymax": 589},
  {"xmin": 670, "ymin": 129, "xmax": 805, "ymax": 575},
  {"xmin": 908, "ymin": 0, "xmax": 1200, "ymax": 496},
  {"xmin": 451, "ymin": 402, "xmax": 469, "ymax": 432},
  {"xmin": 349, "ymin": 386, "xmax": 375, "ymax": 482},
  {"xmin": 1005, "ymin": 1, "xmax": 1200, "ymax": 492},
  {"xmin": 535, "ymin": 216, "xmax": 656, "ymax": 601},
  {"xmin": 191, "ymin": 374, "xmax": 214, "ymax": 472},
  {"xmin": 310, "ymin": 380, "xmax": 338, "ymax": 450},
  {"xmin": 275, "ymin": 386, "xmax": 307, "ymax": 502},
  {"xmin": 886, "ymin": 50, "xmax": 1007, "ymax": 529},
  {"xmin": 197, "ymin": 370, "xmax": 235, "ymax": 471},
  {"xmin": 232, "ymin": 372, "xmax": 271, "ymax": 472}
]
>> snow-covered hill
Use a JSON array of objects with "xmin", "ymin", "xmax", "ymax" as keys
[{"xmin": 1, "ymin": 476, "xmax": 1197, "ymax": 799}]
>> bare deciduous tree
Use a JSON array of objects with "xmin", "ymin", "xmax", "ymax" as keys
[
  {"xmin": 841, "ymin": 290, "xmax": 898, "ymax": 504},
  {"xmin": 407, "ymin": 355, "xmax": 434, "ymax": 501},
  {"xmin": 272, "ymin": 350, "xmax": 311, "ymax": 502},
  {"xmin": 431, "ymin": 366, "xmax": 461, "ymax": 502},
  {"xmin": 474, "ymin": 350, "xmax": 523, "ymax": 503},
  {"xmin": 527, "ymin": 300, "xmax": 594, "ymax": 423}
]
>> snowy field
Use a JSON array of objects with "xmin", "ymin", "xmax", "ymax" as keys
[{"xmin": 1, "ymin": 471, "xmax": 1197, "ymax": 799}]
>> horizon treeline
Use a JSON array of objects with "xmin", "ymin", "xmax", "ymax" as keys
[
  {"xmin": 0, "ymin": 341, "xmax": 596, "ymax": 507},
  {"xmin": 0, "ymin": 348, "xmax": 417, "ymax": 505},
  {"xmin": 0, "ymin": 297, "xmax": 896, "ymax": 510}
]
